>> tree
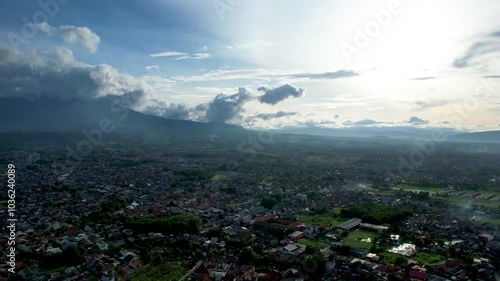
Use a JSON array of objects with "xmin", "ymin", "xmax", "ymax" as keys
[
  {"xmin": 261, "ymin": 196, "xmax": 278, "ymax": 209},
  {"xmin": 238, "ymin": 247, "xmax": 256, "ymax": 265}
]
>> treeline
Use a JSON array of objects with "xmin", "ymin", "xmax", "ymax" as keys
[
  {"xmin": 340, "ymin": 204, "xmax": 412, "ymax": 224},
  {"xmin": 123, "ymin": 214, "xmax": 201, "ymax": 234}
]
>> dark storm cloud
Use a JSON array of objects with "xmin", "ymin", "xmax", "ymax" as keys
[
  {"xmin": 0, "ymin": 48, "xmax": 152, "ymax": 105},
  {"xmin": 253, "ymin": 111, "xmax": 297, "ymax": 120},
  {"xmin": 204, "ymin": 87, "xmax": 253, "ymax": 122},
  {"xmin": 258, "ymin": 84, "xmax": 304, "ymax": 105}
]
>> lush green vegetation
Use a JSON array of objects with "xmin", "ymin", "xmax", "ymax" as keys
[
  {"xmin": 297, "ymin": 238, "xmax": 329, "ymax": 249},
  {"xmin": 340, "ymin": 204, "xmax": 413, "ymax": 224},
  {"xmin": 175, "ymin": 168, "xmax": 214, "ymax": 181},
  {"xmin": 413, "ymin": 252, "xmax": 447, "ymax": 265},
  {"xmin": 379, "ymin": 252, "xmax": 408, "ymax": 266},
  {"xmin": 131, "ymin": 263, "xmax": 186, "ymax": 281},
  {"xmin": 295, "ymin": 208, "xmax": 344, "ymax": 227},
  {"xmin": 212, "ymin": 174, "xmax": 227, "ymax": 181},
  {"xmin": 393, "ymin": 184, "xmax": 445, "ymax": 193},
  {"xmin": 433, "ymin": 195, "xmax": 500, "ymax": 209},
  {"xmin": 261, "ymin": 196, "xmax": 278, "ymax": 209},
  {"xmin": 343, "ymin": 230, "xmax": 378, "ymax": 251}
]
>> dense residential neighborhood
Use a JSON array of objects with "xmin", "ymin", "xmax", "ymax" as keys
[{"xmin": 1, "ymin": 143, "xmax": 499, "ymax": 281}]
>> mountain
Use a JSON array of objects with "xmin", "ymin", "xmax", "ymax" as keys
[
  {"xmin": 0, "ymin": 97, "xmax": 246, "ymax": 137},
  {"xmin": 448, "ymin": 130, "xmax": 500, "ymax": 143},
  {"xmin": 276, "ymin": 126, "xmax": 464, "ymax": 140}
]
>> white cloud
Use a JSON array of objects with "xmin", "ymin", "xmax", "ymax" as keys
[
  {"xmin": 226, "ymin": 40, "xmax": 275, "ymax": 50},
  {"xmin": 150, "ymin": 51, "xmax": 188, "ymax": 57},
  {"xmin": 31, "ymin": 23, "xmax": 101, "ymax": 53},
  {"xmin": 150, "ymin": 51, "xmax": 211, "ymax": 60},
  {"xmin": 145, "ymin": 65, "xmax": 160, "ymax": 71}
]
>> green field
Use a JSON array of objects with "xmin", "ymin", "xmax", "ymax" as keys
[
  {"xmin": 296, "ymin": 210, "xmax": 344, "ymax": 228},
  {"xmin": 479, "ymin": 217, "xmax": 500, "ymax": 227},
  {"xmin": 297, "ymin": 238, "xmax": 329, "ymax": 249},
  {"xmin": 379, "ymin": 252, "xmax": 407, "ymax": 265},
  {"xmin": 393, "ymin": 184, "xmax": 500, "ymax": 208},
  {"xmin": 394, "ymin": 184, "xmax": 500, "ymax": 196},
  {"xmin": 433, "ymin": 195, "xmax": 500, "ymax": 208},
  {"xmin": 413, "ymin": 252, "xmax": 446, "ymax": 265},
  {"xmin": 131, "ymin": 263, "xmax": 187, "ymax": 281},
  {"xmin": 392, "ymin": 184, "xmax": 445, "ymax": 193},
  {"xmin": 343, "ymin": 230, "xmax": 378, "ymax": 250},
  {"xmin": 211, "ymin": 174, "xmax": 227, "ymax": 181}
]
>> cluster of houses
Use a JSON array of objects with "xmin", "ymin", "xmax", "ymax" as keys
[{"xmin": 0, "ymin": 149, "xmax": 498, "ymax": 280}]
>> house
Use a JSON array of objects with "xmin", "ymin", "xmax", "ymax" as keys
[
  {"xmin": 288, "ymin": 231, "xmax": 305, "ymax": 240},
  {"xmin": 408, "ymin": 269, "xmax": 428, "ymax": 281}
]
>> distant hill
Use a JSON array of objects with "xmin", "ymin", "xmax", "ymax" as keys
[
  {"xmin": 448, "ymin": 130, "xmax": 500, "ymax": 143},
  {"xmin": 0, "ymin": 97, "xmax": 246, "ymax": 138},
  {"xmin": 276, "ymin": 126, "xmax": 463, "ymax": 140}
]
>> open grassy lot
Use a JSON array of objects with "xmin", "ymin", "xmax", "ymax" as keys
[
  {"xmin": 394, "ymin": 184, "xmax": 500, "ymax": 196},
  {"xmin": 433, "ymin": 196, "xmax": 500, "ymax": 209},
  {"xmin": 296, "ymin": 210, "xmax": 344, "ymax": 228},
  {"xmin": 131, "ymin": 263, "xmax": 187, "ymax": 281},
  {"xmin": 211, "ymin": 174, "xmax": 227, "ymax": 181},
  {"xmin": 392, "ymin": 184, "xmax": 446, "ymax": 193},
  {"xmin": 379, "ymin": 252, "xmax": 407, "ymax": 265},
  {"xmin": 297, "ymin": 238, "xmax": 329, "ymax": 249},
  {"xmin": 413, "ymin": 252, "xmax": 447, "ymax": 266},
  {"xmin": 343, "ymin": 230, "xmax": 378, "ymax": 251}
]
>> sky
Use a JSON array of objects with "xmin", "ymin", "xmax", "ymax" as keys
[{"xmin": 0, "ymin": 0, "xmax": 499, "ymax": 131}]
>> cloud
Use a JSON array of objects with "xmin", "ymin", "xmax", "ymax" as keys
[
  {"xmin": 258, "ymin": 84, "xmax": 304, "ymax": 105},
  {"xmin": 192, "ymin": 53, "xmax": 211, "ymax": 60},
  {"xmin": 414, "ymin": 99, "xmax": 453, "ymax": 110},
  {"xmin": 407, "ymin": 116, "xmax": 429, "ymax": 125},
  {"xmin": 297, "ymin": 120, "xmax": 336, "ymax": 127},
  {"xmin": 410, "ymin": 76, "xmax": 435, "ymax": 80},
  {"xmin": 150, "ymin": 51, "xmax": 211, "ymax": 60},
  {"xmin": 174, "ymin": 53, "xmax": 211, "ymax": 60},
  {"xmin": 453, "ymin": 31, "xmax": 500, "ymax": 68},
  {"xmin": 204, "ymin": 87, "xmax": 253, "ymax": 122},
  {"xmin": 0, "ymin": 48, "xmax": 152, "ymax": 105},
  {"xmin": 252, "ymin": 111, "xmax": 297, "ymax": 120},
  {"xmin": 286, "ymin": 70, "xmax": 360, "ymax": 80},
  {"xmin": 145, "ymin": 65, "xmax": 160, "ymax": 71},
  {"xmin": 150, "ymin": 51, "xmax": 188, "ymax": 57},
  {"xmin": 142, "ymin": 101, "xmax": 191, "ymax": 120},
  {"xmin": 482, "ymin": 75, "xmax": 500, "ymax": 78},
  {"xmin": 343, "ymin": 119, "xmax": 383, "ymax": 126},
  {"xmin": 31, "ymin": 23, "xmax": 100, "ymax": 53},
  {"xmin": 226, "ymin": 40, "xmax": 274, "ymax": 50}
]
